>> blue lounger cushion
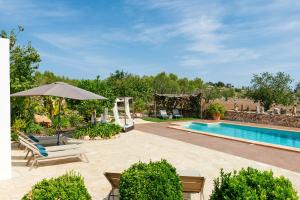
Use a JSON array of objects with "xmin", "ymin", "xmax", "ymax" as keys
[
  {"xmin": 35, "ymin": 144, "xmax": 48, "ymax": 157},
  {"xmin": 38, "ymin": 148, "xmax": 48, "ymax": 157},
  {"xmin": 28, "ymin": 134, "xmax": 39, "ymax": 143},
  {"xmin": 34, "ymin": 144, "xmax": 46, "ymax": 150}
]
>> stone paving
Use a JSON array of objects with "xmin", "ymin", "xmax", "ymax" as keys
[{"xmin": 0, "ymin": 128, "xmax": 300, "ymax": 199}]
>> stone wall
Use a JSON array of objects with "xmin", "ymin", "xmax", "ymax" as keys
[{"xmin": 225, "ymin": 110, "xmax": 300, "ymax": 128}]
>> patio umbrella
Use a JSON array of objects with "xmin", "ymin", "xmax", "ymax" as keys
[{"xmin": 11, "ymin": 82, "xmax": 107, "ymax": 144}]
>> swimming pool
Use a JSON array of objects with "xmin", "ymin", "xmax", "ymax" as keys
[{"xmin": 185, "ymin": 122, "xmax": 300, "ymax": 149}]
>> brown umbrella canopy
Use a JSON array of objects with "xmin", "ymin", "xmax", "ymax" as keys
[{"xmin": 11, "ymin": 82, "xmax": 106, "ymax": 100}]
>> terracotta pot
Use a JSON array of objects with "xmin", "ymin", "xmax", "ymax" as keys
[{"xmin": 212, "ymin": 113, "xmax": 221, "ymax": 121}]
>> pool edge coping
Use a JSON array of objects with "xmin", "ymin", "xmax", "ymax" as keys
[{"xmin": 168, "ymin": 122, "xmax": 300, "ymax": 153}]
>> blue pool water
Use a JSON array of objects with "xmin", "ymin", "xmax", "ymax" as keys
[{"xmin": 185, "ymin": 122, "xmax": 300, "ymax": 149}]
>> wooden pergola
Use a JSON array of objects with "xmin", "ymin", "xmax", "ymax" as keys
[{"xmin": 153, "ymin": 93, "xmax": 203, "ymax": 118}]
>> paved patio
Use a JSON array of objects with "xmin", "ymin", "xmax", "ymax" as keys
[{"xmin": 1, "ymin": 127, "xmax": 300, "ymax": 199}]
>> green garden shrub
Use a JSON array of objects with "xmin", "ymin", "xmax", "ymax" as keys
[
  {"xmin": 25, "ymin": 122, "xmax": 44, "ymax": 134},
  {"xmin": 210, "ymin": 167, "xmax": 298, "ymax": 200},
  {"xmin": 65, "ymin": 110, "xmax": 85, "ymax": 128},
  {"xmin": 22, "ymin": 171, "xmax": 91, "ymax": 200},
  {"xmin": 52, "ymin": 116, "xmax": 70, "ymax": 129},
  {"xmin": 73, "ymin": 123, "xmax": 122, "ymax": 139},
  {"xmin": 11, "ymin": 132, "xmax": 18, "ymax": 141},
  {"xmin": 133, "ymin": 98, "xmax": 147, "ymax": 113},
  {"xmin": 44, "ymin": 127, "xmax": 56, "ymax": 136},
  {"xmin": 207, "ymin": 102, "xmax": 225, "ymax": 117},
  {"xmin": 12, "ymin": 118, "xmax": 27, "ymax": 132},
  {"xmin": 11, "ymin": 118, "xmax": 27, "ymax": 140},
  {"xmin": 119, "ymin": 159, "xmax": 183, "ymax": 200}
]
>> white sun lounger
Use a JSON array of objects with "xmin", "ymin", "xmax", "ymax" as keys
[
  {"xmin": 18, "ymin": 132, "xmax": 68, "ymax": 146},
  {"xmin": 18, "ymin": 135, "xmax": 80, "ymax": 159},
  {"xmin": 18, "ymin": 137, "xmax": 88, "ymax": 169},
  {"xmin": 28, "ymin": 148, "xmax": 88, "ymax": 169}
]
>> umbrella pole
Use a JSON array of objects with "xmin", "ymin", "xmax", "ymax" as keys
[{"xmin": 57, "ymin": 98, "xmax": 63, "ymax": 145}]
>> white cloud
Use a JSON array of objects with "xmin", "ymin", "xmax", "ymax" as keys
[
  {"xmin": 130, "ymin": 0, "xmax": 227, "ymax": 53},
  {"xmin": 132, "ymin": 23, "xmax": 179, "ymax": 43},
  {"xmin": 178, "ymin": 17, "xmax": 225, "ymax": 53},
  {"xmin": 0, "ymin": 0, "xmax": 78, "ymax": 25},
  {"xmin": 180, "ymin": 48, "xmax": 259, "ymax": 67},
  {"xmin": 140, "ymin": 0, "xmax": 300, "ymax": 75},
  {"xmin": 34, "ymin": 33, "xmax": 100, "ymax": 50},
  {"xmin": 127, "ymin": 0, "xmax": 261, "ymax": 66},
  {"xmin": 39, "ymin": 50, "xmax": 116, "ymax": 75}
]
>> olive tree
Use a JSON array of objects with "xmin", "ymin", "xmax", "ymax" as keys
[
  {"xmin": 295, "ymin": 82, "xmax": 300, "ymax": 104},
  {"xmin": 222, "ymin": 88, "xmax": 235, "ymax": 101},
  {"xmin": 199, "ymin": 86, "xmax": 222, "ymax": 118},
  {"xmin": 246, "ymin": 72, "xmax": 294, "ymax": 111}
]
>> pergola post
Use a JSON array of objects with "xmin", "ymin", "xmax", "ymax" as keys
[
  {"xmin": 0, "ymin": 38, "xmax": 11, "ymax": 180},
  {"xmin": 154, "ymin": 98, "xmax": 157, "ymax": 117}
]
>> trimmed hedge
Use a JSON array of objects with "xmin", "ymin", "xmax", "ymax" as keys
[
  {"xmin": 210, "ymin": 167, "xmax": 298, "ymax": 200},
  {"xmin": 22, "ymin": 171, "xmax": 91, "ymax": 200},
  {"xmin": 119, "ymin": 159, "xmax": 183, "ymax": 200},
  {"xmin": 73, "ymin": 123, "xmax": 122, "ymax": 139}
]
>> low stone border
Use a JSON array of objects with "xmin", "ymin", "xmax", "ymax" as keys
[
  {"xmin": 80, "ymin": 134, "xmax": 121, "ymax": 141},
  {"xmin": 225, "ymin": 110, "xmax": 300, "ymax": 128}
]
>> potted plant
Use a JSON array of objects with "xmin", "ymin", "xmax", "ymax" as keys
[{"xmin": 207, "ymin": 103, "xmax": 226, "ymax": 120}]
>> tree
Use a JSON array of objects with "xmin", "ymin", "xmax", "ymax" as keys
[
  {"xmin": 191, "ymin": 78, "xmax": 204, "ymax": 90},
  {"xmin": 225, "ymin": 83, "xmax": 233, "ymax": 88},
  {"xmin": 102, "ymin": 70, "xmax": 153, "ymax": 113},
  {"xmin": 1, "ymin": 26, "xmax": 41, "ymax": 93},
  {"xmin": 222, "ymin": 88, "xmax": 235, "ymax": 101},
  {"xmin": 106, "ymin": 70, "xmax": 153, "ymax": 101},
  {"xmin": 71, "ymin": 77, "xmax": 114, "ymax": 117},
  {"xmin": 199, "ymin": 86, "xmax": 222, "ymax": 118},
  {"xmin": 152, "ymin": 72, "xmax": 180, "ymax": 94},
  {"xmin": 206, "ymin": 81, "xmax": 227, "ymax": 88},
  {"xmin": 1, "ymin": 26, "xmax": 41, "ymax": 121},
  {"xmin": 246, "ymin": 72, "xmax": 294, "ymax": 110},
  {"xmin": 295, "ymin": 82, "xmax": 300, "ymax": 104},
  {"xmin": 169, "ymin": 73, "xmax": 178, "ymax": 81},
  {"xmin": 178, "ymin": 77, "xmax": 204, "ymax": 94},
  {"xmin": 295, "ymin": 82, "xmax": 300, "ymax": 93},
  {"xmin": 35, "ymin": 70, "xmax": 75, "ymax": 85},
  {"xmin": 215, "ymin": 81, "xmax": 225, "ymax": 88},
  {"xmin": 202, "ymin": 86, "xmax": 222, "ymax": 103},
  {"xmin": 178, "ymin": 78, "xmax": 190, "ymax": 94}
]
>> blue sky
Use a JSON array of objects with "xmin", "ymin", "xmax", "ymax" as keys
[{"xmin": 0, "ymin": 0, "xmax": 299, "ymax": 86}]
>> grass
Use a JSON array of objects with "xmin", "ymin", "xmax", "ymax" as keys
[{"xmin": 142, "ymin": 117, "xmax": 199, "ymax": 122}]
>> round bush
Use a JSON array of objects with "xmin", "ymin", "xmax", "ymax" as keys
[
  {"xmin": 210, "ymin": 167, "xmax": 298, "ymax": 200},
  {"xmin": 22, "ymin": 171, "xmax": 91, "ymax": 200},
  {"xmin": 119, "ymin": 159, "xmax": 183, "ymax": 200}
]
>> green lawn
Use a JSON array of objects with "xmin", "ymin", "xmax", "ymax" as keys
[{"xmin": 141, "ymin": 117, "xmax": 199, "ymax": 122}]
